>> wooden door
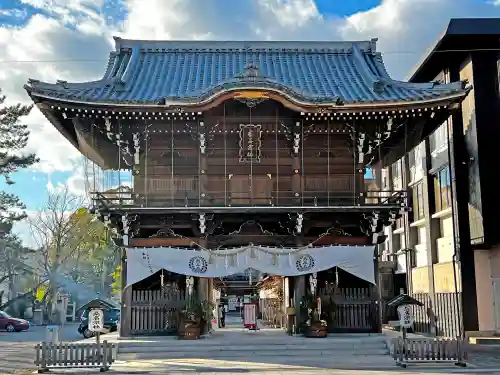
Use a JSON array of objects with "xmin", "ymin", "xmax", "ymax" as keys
[
  {"xmin": 229, "ymin": 174, "xmax": 273, "ymax": 206},
  {"xmin": 251, "ymin": 174, "xmax": 273, "ymax": 205},
  {"xmin": 229, "ymin": 175, "xmax": 250, "ymax": 205}
]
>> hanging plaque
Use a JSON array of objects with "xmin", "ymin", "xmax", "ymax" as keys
[{"xmin": 239, "ymin": 124, "xmax": 262, "ymax": 163}]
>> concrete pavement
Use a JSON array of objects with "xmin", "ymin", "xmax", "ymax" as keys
[
  {"xmin": 3, "ymin": 320, "xmax": 500, "ymax": 374},
  {"xmin": 0, "ymin": 323, "xmax": 84, "ymax": 374}
]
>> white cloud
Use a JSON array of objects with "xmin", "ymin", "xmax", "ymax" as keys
[
  {"xmin": 0, "ymin": 8, "xmax": 114, "ymax": 174},
  {"xmin": 2, "ymin": 0, "xmax": 500, "ymax": 246}
]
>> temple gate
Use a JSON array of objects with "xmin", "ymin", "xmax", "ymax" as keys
[{"xmin": 25, "ymin": 38, "xmax": 469, "ymax": 336}]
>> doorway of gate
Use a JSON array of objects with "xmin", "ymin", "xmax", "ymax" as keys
[{"xmin": 213, "ymin": 272, "xmax": 260, "ymax": 330}]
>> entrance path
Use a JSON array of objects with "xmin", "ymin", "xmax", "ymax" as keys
[
  {"xmin": 19, "ymin": 322, "xmax": 500, "ymax": 374},
  {"xmin": 114, "ymin": 317, "xmax": 401, "ymax": 373}
]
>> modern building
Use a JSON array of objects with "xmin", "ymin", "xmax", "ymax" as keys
[
  {"xmin": 380, "ymin": 18, "xmax": 500, "ymax": 338},
  {"xmin": 25, "ymin": 37, "xmax": 469, "ymax": 337}
]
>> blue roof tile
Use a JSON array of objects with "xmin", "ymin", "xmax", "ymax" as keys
[{"xmin": 25, "ymin": 38, "xmax": 467, "ymax": 106}]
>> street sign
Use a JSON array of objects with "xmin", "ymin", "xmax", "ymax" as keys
[{"xmin": 89, "ymin": 308, "xmax": 105, "ymax": 332}]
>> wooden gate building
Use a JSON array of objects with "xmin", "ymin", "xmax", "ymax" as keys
[{"xmin": 25, "ymin": 38, "xmax": 470, "ymax": 335}]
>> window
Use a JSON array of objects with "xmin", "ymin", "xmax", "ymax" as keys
[
  {"xmin": 408, "ymin": 142, "xmax": 424, "ymax": 183},
  {"xmin": 434, "ymin": 166, "xmax": 451, "ymax": 212},
  {"xmin": 392, "ymin": 160, "xmax": 402, "ymax": 190},
  {"xmin": 430, "ymin": 123, "xmax": 447, "ymax": 153},
  {"xmin": 412, "ymin": 182, "xmax": 425, "ymax": 220}
]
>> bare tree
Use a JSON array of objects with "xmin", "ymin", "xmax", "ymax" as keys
[{"xmin": 28, "ymin": 186, "xmax": 106, "ymax": 320}]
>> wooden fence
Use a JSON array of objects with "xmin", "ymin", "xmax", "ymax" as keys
[
  {"xmin": 319, "ymin": 287, "xmax": 378, "ymax": 333},
  {"xmin": 391, "ymin": 337, "xmax": 467, "ymax": 368},
  {"xmin": 259, "ymin": 298, "xmax": 285, "ymax": 328},
  {"xmin": 130, "ymin": 289, "xmax": 186, "ymax": 335},
  {"xmin": 34, "ymin": 341, "xmax": 115, "ymax": 373}
]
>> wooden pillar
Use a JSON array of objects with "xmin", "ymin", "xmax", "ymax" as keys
[
  {"xmin": 373, "ymin": 248, "xmax": 382, "ymax": 333},
  {"xmin": 422, "ymin": 138, "xmax": 439, "ymax": 335},
  {"xmin": 354, "ymin": 125, "xmax": 365, "ymax": 205},
  {"xmin": 119, "ymin": 248, "xmax": 131, "ymax": 337},
  {"xmin": 199, "ymin": 119, "xmax": 208, "ymax": 206},
  {"xmin": 294, "ymin": 275, "xmax": 305, "ymax": 333},
  {"xmin": 292, "ymin": 120, "xmax": 302, "ymax": 205},
  {"xmin": 120, "ymin": 286, "xmax": 132, "ymax": 337}
]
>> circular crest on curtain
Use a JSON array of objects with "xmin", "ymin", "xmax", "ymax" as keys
[
  {"xmin": 296, "ymin": 254, "xmax": 315, "ymax": 272},
  {"xmin": 189, "ymin": 256, "xmax": 208, "ymax": 274}
]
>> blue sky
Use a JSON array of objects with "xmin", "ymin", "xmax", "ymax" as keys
[{"xmin": 1, "ymin": 0, "xmax": 500, "ymax": 245}]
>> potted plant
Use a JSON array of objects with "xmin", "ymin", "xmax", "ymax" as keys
[
  {"xmin": 178, "ymin": 296, "xmax": 215, "ymax": 339},
  {"xmin": 301, "ymin": 295, "xmax": 328, "ymax": 338},
  {"xmin": 179, "ymin": 295, "xmax": 203, "ymax": 339}
]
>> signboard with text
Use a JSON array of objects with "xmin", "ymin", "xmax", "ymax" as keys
[{"xmin": 89, "ymin": 308, "xmax": 105, "ymax": 332}]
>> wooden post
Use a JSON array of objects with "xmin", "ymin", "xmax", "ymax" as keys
[
  {"xmin": 120, "ymin": 285, "xmax": 132, "ymax": 337},
  {"xmin": 199, "ymin": 119, "xmax": 208, "ymax": 205},
  {"xmin": 292, "ymin": 120, "xmax": 302, "ymax": 205}
]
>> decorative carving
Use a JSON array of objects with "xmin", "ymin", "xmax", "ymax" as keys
[
  {"xmin": 295, "ymin": 213, "xmax": 303, "ymax": 234},
  {"xmin": 356, "ymin": 132, "xmax": 366, "ymax": 164},
  {"xmin": 199, "ymin": 213, "xmax": 206, "ymax": 234},
  {"xmin": 199, "ymin": 133, "xmax": 206, "ymax": 154},
  {"xmin": 236, "ymin": 63, "xmax": 260, "ymax": 79},
  {"xmin": 238, "ymin": 124, "xmax": 262, "ymax": 163},
  {"xmin": 122, "ymin": 214, "xmax": 129, "ymax": 246},
  {"xmin": 293, "ymin": 133, "xmax": 300, "ymax": 154},
  {"xmin": 104, "ymin": 117, "xmax": 113, "ymax": 140},
  {"xmin": 133, "ymin": 133, "xmax": 141, "ymax": 164},
  {"xmin": 234, "ymin": 91, "xmax": 269, "ymax": 108},
  {"xmin": 234, "ymin": 96, "xmax": 267, "ymax": 108},
  {"xmin": 370, "ymin": 212, "xmax": 382, "ymax": 244}
]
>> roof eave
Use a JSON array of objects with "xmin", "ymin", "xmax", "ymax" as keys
[{"xmin": 27, "ymin": 86, "xmax": 470, "ymax": 114}]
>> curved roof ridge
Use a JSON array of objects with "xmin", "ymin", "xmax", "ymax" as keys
[
  {"xmin": 112, "ymin": 36, "xmax": 378, "ymax": 53},
  {"xmin": 155, "ymin": 75, "xmax": 341, "ymax": 105},
  {"xmin": 26, "ymin": 78, "xmax": 114, "ymax": 91}
]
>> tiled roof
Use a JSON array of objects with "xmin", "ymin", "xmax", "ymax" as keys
[{"xmin": 25, "ymin": 38, "xmax": 467, "ymax": 106}]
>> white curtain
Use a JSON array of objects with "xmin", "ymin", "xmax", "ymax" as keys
[{"xmin": 126, "ymin": 245, "xmax": 375, "ymax": 286}]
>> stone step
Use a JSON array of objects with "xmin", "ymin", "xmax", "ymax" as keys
[
  {"xmin": 118, "ymin": 343, "xmax": 389, "ymax": 354},
  {"xmin": 118, "ymin": 351, "xmax": 390, "ymax": 361},
  {"xmin": 118, "ymin": 335, "xmax": 387, "ymax": 348}
]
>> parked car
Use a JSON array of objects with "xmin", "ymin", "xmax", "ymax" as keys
[
  {"xmin": 0, "ymin": 310, "xmax": 30, "ymax": 332},
  {"xmin": 78, "ymin": 308, "xmax": 120, "ymax": 338}
]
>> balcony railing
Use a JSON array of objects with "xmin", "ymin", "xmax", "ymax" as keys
[{"xmin": 90, "ymin": 189, "xmax": 406, "ymax": 212}]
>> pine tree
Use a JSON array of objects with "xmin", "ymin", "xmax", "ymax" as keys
[{"xmin": 0, "ymin": 88, "xmax": 39, "ymax": 224}]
